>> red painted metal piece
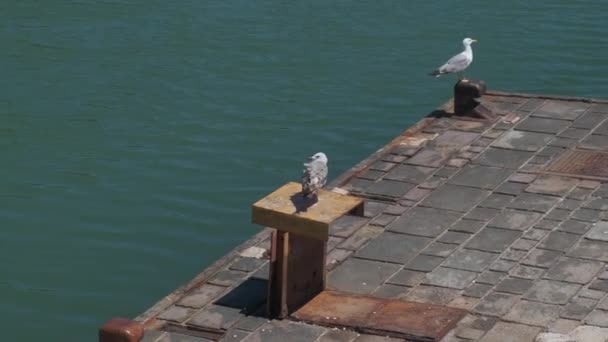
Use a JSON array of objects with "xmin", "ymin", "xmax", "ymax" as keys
[
  {"xmin": 292, "ymin": 291, "xmax": 467, "ymax": 342},
  {"xmin": 99, "ymin": 317, "xmax": 144, "ymax": 342}
]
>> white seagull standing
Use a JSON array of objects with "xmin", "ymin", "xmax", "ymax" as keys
[
  {"xmin": 430, "ymin": 38, "xmax": 477, "ymax": 80},
  {"xmin": 301, "ymin": 152, "xmax": 328, "ymax": 201}
]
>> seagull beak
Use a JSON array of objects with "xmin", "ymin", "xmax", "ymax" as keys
[{"xmin": 472, "ymin": 39, "xmax": 478, "ymax": 43}]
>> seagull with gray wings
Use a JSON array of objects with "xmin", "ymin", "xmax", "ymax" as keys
[
  {"xmin": 429, "ymin": 38, "xmax": 477, "ymax": 80},
  {"xmin": 301, "ymin": 152, "xmax": 328, "ymax": 201}
]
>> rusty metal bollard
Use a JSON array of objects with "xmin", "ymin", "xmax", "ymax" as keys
[
  {"xmin": 453, "ymin": 79, "xmax": 495, "ymax": 120},
  {"xmin": 99, "ymin": 317, "xmax": 144, "ymax": 342}
]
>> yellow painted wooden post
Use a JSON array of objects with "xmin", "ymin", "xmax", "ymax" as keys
[{"xmin": 252, "ymin": 182, "xmax": 364, "ymax": 318}]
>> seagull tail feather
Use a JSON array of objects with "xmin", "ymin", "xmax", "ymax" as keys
[{"xmin": 429, "ymin": 69, "xmax": 442, "ymax": 77}]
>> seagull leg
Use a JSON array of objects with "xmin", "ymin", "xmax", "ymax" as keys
[{"xmin": 457, "ymin": 71, "xmax": 464, "ymax": 81}]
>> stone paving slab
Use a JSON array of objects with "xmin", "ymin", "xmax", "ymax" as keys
[{"xmin": 137, "ymin": 93, "xmax": 608, "ymax": 341}]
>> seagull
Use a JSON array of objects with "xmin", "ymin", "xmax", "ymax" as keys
[
  {"xmin": 430, "ymin": 38, "xmax": 477, "ymax": 80},
  {"xmin": 301, "ymin": 152, "xmax": 328, "ymax": 201}
]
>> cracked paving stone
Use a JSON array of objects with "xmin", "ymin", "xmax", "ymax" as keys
[
  {"xmin": 242, "ymin": 321, "xmax": 326, "ymax": 342},
  {"xmin": 372, "ymin": 283, "xmax": 410, "ymax": 299},
  {"xmin": 421, "ymin": 184, "xmax": 490, "ymax": 212},
  {"xmin": 370, "ymin": 161, "xmax": 397, "ymax": 172},
  {"xmin": 580, "ymin": 134, "xmax": 608, "ymax": 150},
  {"xmin": 338, "ymin": 225, "xmax": 383, "ymax": 252},
  {"xmin": 402, "ymin": 187, "xmax": 432, "ymax": 202},
  {"xmin": 589, "ymin": 279, "xmax": 608, "ymax": 292},
  {"xmin": 329, "ymin": 215, "xmax": 369, "ymax": 238},
  {"xmin": 158, "ymin": 306, "xmax": 196, "ymax": 323},
  {"xmin": 515, "ymin": 116, "xmax": 570, "ymax": 134},
  {"xmin": 558, "ymin": 220, "xmax": 591, "ymax": 235},
  {"xmin": 586, "ymin": 222, "xmax": 608, "ymax": 242},
  {"xmin": 344, "ymin": 178, "xmax": 373, "ymax": 193},
  {"xmin": 523, "ymin": 228, "xmax": 549, "ymax": 241},
  {"xmin": 424, "ymin": 267, "xmax": 478, "ymax": 289},
  {"xmin": 494, "ymin": 181, "xmax": 528, "ymax": 196},
  {"xmin": 465, "ymin": 207, "xmax": 500, "ymax": 222},
  {"xmin": 521, "ymin": 248, "xmax": 562, "ymax": 268},
  {"xmin": 317, "ymin": 329, "xmax": 359, "ymax": 342},
  {"xmin": 580, "ymin": 289, "xmax": 605, "ymax": 300},
  {"xmin": 503, "ymin": 300, "xmax": 561, "ymax": 326},
  {"xmin": 450, "ymin": 219, "xmax": 487, "ymax": 234},
  {"xmin": 464, "ymin": 283, "xmax": 493, "ymax": 298},
  {"xmin": 511, "ymin": 238, "xmax": 536, "ymax": 251},
  {"xmin": 208, "ymin": 270, "xmax": 247, "ymax": 287},
  {"xmin": 356, "ymin": 232, "xmax": 432, "ymax": 264},
  {"xmin": 585, "ymin": 198, "xmax": 608, "ymax": 211},
  {"xmin": 571, "ymin": 208, "xmax": 602, "ymax": 222},
  {"xmin": 404, "ymin": 285, "xmax": 460, "ymax": 305},
  {"xmin": 421, "ymin": 242, "xmax": 458, "ymax": 258},
  {"xmin": 492, "ymin": 130, "xmax": 554, "ymax": 152},
  {"xmin": 545, "ymin": 208, "xmax": 571, "ymax": 221},
  {"xmin": 158, "ymin": 332, "xmax": 213, "ymax": 342},
  {"xmin": 369, "ymin": 214, "xmax": 397, "ymax": 227},
  {"xmin": 473, "ymin": 148, "xmax": 534, "ymax": 169},
  {"xmin": 404, "ymin": 254, "xmax": 444, "ymax": 272},
  {"xmin": 443, "ymin": 249, "xmax": 498, "ymax": 272},
  {"xmin": 569, "ymin": 239, "xmax": 608, "ymax": 262},
  {"xmin": 501, "ymin": 249, "xmax": 527, "ymax": 262},
  {"xmin": 476, "ymin": 271, "xmax": 505, "ymax": 285},
  {"xmin": 510, "ymin": 265, "xmax": 545, "ymax": 279},
  {"xmin": 327, "ymin": 258, "xmax": 401, "ymax": 294},
  {"xmin": 538, "ymin": 231, "xmax": 580, "ymax": 252},
  {"xmin": 448, "ymin": 165, "xmax": 512, "ymax": 190},
  {"xmin": 465, "ymin": 227, "xmax": 521, "ymax": 253},
  {"xmin": 365, "ymin": 180, "xmax": 416, "ymax": 198},
  {"xmin": 525, "ymin": 176, "xmax": 578, "ymax": 197},
  {"xmin": 490, "ymin": 260, "xmax": 516, "ymax": 272},
  {"xmin": 573, "ymin": 112, "xmax": 605, "ymax": 128},
  {"xmin": 544, "ymin": 257, "xmax": 604, "ymax": 284},
  {"xmin": 535, "ymin": 219, "xmax": 561, "ymax": 230},
  {"xmin": 438, "ymin": 231, "xmax": 472, "ymax": 245},
  {"xmin": 568, "ymin": 188, "xmax": 594, "ymax": 201},
  {"xmin": 479, "ymin": 193, "xmax": 515, "ymax": 210},
  {"xmin": 481, "ymin": 322, "xmax": 541, "ymax": 342},
  {"xmin": 474, "ymin": 292, "xmax": 519, "ymax": 317},
  {"xmin": 230, "ymin": 258, "xmax": 266, "ymax": 273},
  {"xmin": 188, "ymin": 304, "xmax": 243, "ymax": 330},
  {"xmin": 405, "ymin": 148, "xmax": 449, "ymax": 168},
  {"xmin": 495, "ymin": 277, "xmax": 534, "ymax": 294},
  {"xmin": 488, "ymin": 209, "xmax": 541, "ymax": 231},
  {"xmin": 561, "ymin": 297, "xmax": 598, "ymax": 320},
  {"xmin": 387, "ymin": 269, "xmax": 426, "ymax": 287},
  {"xmin": 176, "ymin": 284, "xmax": 227, "ymax": 309},
  {"xmin": 359, "ymin": 169, "xmax": 385, "ymax": 181},
  {"xmin": 387, "ymin": 206, "xmax": 461, "ymax": 237},
  {"xmin": 559, "ymin": 199, "xmax": 582, "ymax": 210},
  {"xmin": 559, "ymin": 127, "xmax": 590, "ymax": 139},
  {"xmin": 584, "ymin": 310, "xmax": 608, "ymax": 328},
  {"xmin": 364, "ymin": 201, "xmax": 389, "ymax": 218},
  {"xmin": 508, "ymin": 192, "xmax": 560, "ymax": 213},
  {"xmin": 533, "ymin": 100, "xmax": 588, "ymax": 119},
  {"xmin": 384, "ymin": 164, "xmax": 435, "ymax": 183},
  {"xmin": 524, "ymin": 279, "xmax": 581, "ymax": 304},
  {"xmin": 509, "ymin": 173, "xmax": 537, "ymax": 184}
]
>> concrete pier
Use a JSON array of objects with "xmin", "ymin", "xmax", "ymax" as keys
[{"xmin": 101, "ymin": 90, "xmax": 608, "ymax": 341}]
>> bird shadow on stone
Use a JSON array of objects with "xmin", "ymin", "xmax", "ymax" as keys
[{"xmin": 290, "ymin": 192, "xmax": 318, "ymax": 214}]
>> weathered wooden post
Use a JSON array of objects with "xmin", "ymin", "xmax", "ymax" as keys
[
  {"xmin": 99, "ymin": 317, "xmax": 144, "ymax": 342},
  {"xmin": 252, "ymin": 182, "xmax": 364, "ymax": 318}
]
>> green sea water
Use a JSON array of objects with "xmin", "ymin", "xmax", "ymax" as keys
[{"xmin": 1, "ymin": 1, "xmax": 607, "ymax": 340}]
